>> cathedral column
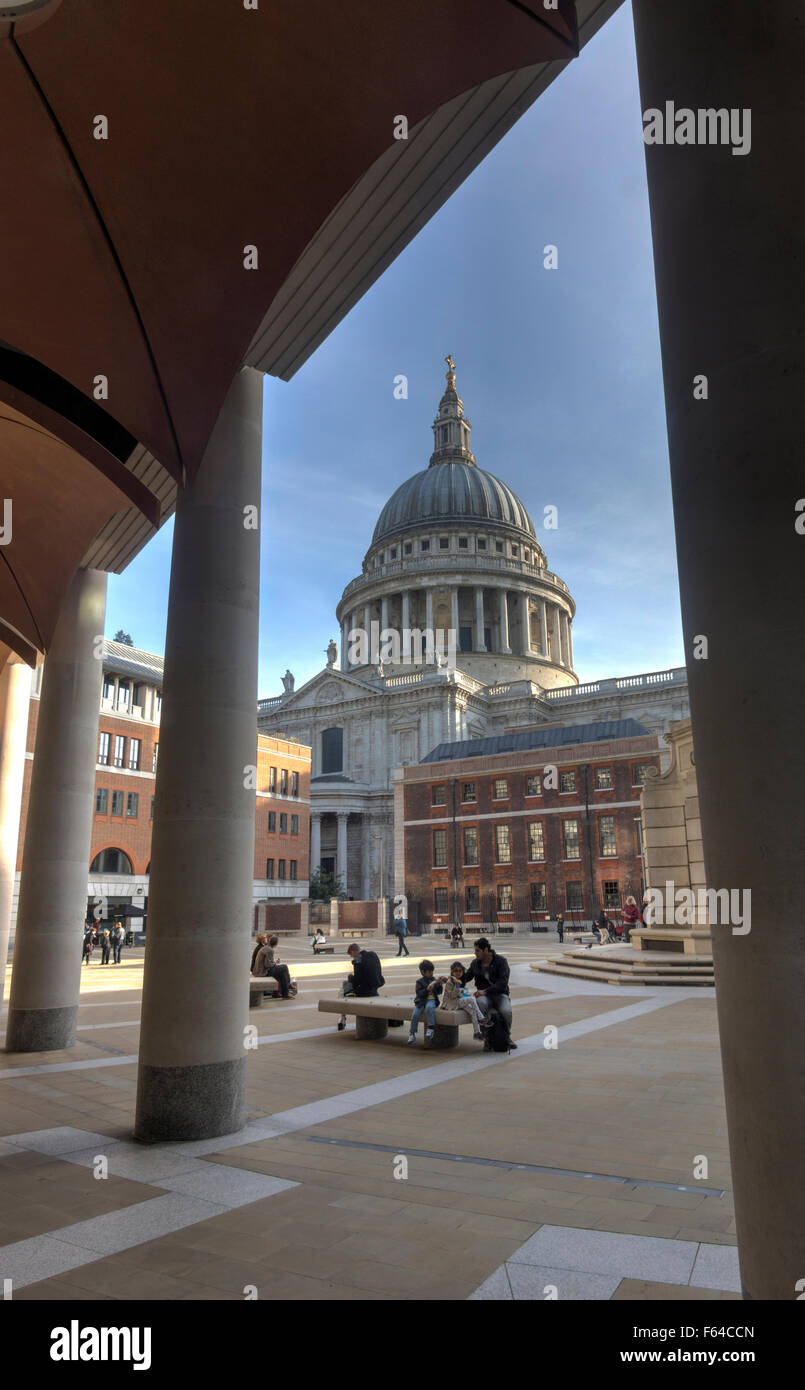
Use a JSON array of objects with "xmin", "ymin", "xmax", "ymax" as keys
[
  {"xmin": 310, "ymin": 812, "xmax": 321, "ymax": 879},
  {"xmin": 474, "ymin": 587, "xmax": 486, "ymax": 651},
  {"xmin": 336, "ymin": 811, "xmax": 348, "ymax": 889},
  {"xmin": 553, "ymin": 605, "xmax": 564, "ymax": 665},
  {"xmin": 566, "ymin": 617, "xmax": 575, "ymax": 672},
  {"xmin": 380, "ymin": 595, "xmax": 389, "ymax": 635},
  {"xmin": 361, "ymin": 817, "xmax": 373, "ymax": 900},
  {"xmin": 363, "ymin": 603, "xmax": 371, "ymax": 649},
  {"xmin": 562, "ymin": 612, "xmax": 573, "ymax": 671},
  {"xmin": 520, "ymin": 594, "xmax": 532, "ymax": 656},
  {"xmin": 340, "ymin": 618, "xmax": 350, "ymax": 671},
  {"xmin": 539, "ymin": 597, "xmax": 548, "ymax": 658},
  {"xmin": 498, "ymin": 589, "xmax": 511, "ymax": 655},
  {"xmin": 6, "ymin": 568, "xmax": 107, "ymax": 1052},
  {"xmin": 632, "ymin": 0, "xmax": 805, "ymax": 1298},
  {"xmin": 401, "ymin": 589, "xmax": 411, "ymax": 661},
  {"xmin": 0, "ymin": 659, "xmax": 33, "ymax": 977},
  {"xmin": 450, "ymin": 587, "xmax": 460, "ymax": 645},
  {"xmin": 134, "ymin": 368, "xmax": 261, "ymax": 1141}
]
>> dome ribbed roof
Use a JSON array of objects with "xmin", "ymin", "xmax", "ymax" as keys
[{"xmin": 371, "ymin": 461, "xmax": 536, "ymax": 546}]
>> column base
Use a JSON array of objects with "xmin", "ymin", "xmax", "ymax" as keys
[
  {"xmin": 134, "ymin": 1057, "xmax": 247, "ymax": 1142},
  {"xmin": 5, "ymin": 1004, "xmax": 77, "ymax": 1053}
]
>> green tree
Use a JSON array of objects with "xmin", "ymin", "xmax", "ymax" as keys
[
  {"xmin": 308, "ymin": 868, "xmax": 346, "ymax": 901},
  {"xmin": 113, "ymin": 630, "xmax": 134, "ymax": 646}
]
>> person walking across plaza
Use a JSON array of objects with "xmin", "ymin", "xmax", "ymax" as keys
[
  {"xmin": 440, "ymin": 960, "xmax": 484, "ymax": 1039},
  {"xmin": 555, "ymin": 912, "xmax": 564, "ymax": 944},
  {"xmin": 462, "ymin": 937, "xmax": 516, "ymax": 1050},
  {"xmin": 392, "ymin": 893, "xmax": 410, "ymax": 956},
  {"xmin": 407, "ymin": 959, "xmax": 442, "ymax": 1046}
]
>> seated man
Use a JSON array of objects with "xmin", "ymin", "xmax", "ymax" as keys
[
  {"xmin": 450, "ymin": 925, "xmax": 465, "ymax": 949},
  {"xmin": 337, "ymin": 942, "xmax": 384, "ymax": 1031},
  {"xmin": 253, "ymin": 934, "xmax": 293, "ymax": 999},
  {"xmin": 462, "ymin": 936, "xmax": 516, "ymax": 1050}
]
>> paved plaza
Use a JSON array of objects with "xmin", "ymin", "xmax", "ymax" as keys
[{"xmin": 0, "ymin": 934, "xmax": 740, "ymax": 1301}]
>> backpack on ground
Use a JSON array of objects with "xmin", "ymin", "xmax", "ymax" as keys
[{"xmin": 481, "ymin": 1010, "xmax": 513, "ymax": 1054}]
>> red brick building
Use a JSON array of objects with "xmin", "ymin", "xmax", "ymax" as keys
[
  {"xmin": 395, "ymin": 719, "xmax": 659, "ymax": 928},
  {"xmin": 12, "ymin": 642, "xmax": 310, "ymax": 938}
]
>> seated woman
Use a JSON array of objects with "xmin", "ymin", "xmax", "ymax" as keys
[{"xmin": 311, "ymin": 928, "xmax": 328, "ymax": 952}]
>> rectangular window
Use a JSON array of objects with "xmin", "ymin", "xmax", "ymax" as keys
[
  {"xmin": 439, "ymin": 536, "xmax": 449, "ymax": 549},
  {"xmin": 495, "ymin": 541, "xmax": 503, "ymax": 553},
  {"xmin": 525, "ymin": 774, "xmax": 542, "ymax": 797},
  {"xmin": 268, "ymin": 811, "xmax": 276, "ymax": 832},
  {"xmin": 595, "ymin": 766, "xmax": 612, "ymax": 790},
  {"xmin": 98, "ymin": 731, "xmax": 110, "ymax": 765},
  {"xmin": 459, "ymin": 626, "xmax": 472, "ymax": 652},
  {"xmin": 599, "ymin": 815, "xmax": 617, "ymax": 857},
  {"xmin": 266, "ymin": 858, "xmax": 274, "ymax": 880},
  {"xmin": 497, "ymin": 883, "xmax": 513, "ymax": 912},
  {"xmin": 603, "ymin": 880, "xmax": 621, "ymax": 909},
  {"xmin": 152, "ymin": 743, "xmax": 159, "ymax": 773},
  {"xmin": 291, "ymin": 815, "xmax": 299, "ymax": 835},
  {"xmin": 458, "ymin": 536, "xmax": 468, "ymax": 550},
  {"xmin": 632, "ymin": 762, "xmax": 655, "ymax": 786},
  {"xmin": 126, "ymin": 792, "xmax": 139, "ymax": 818},
  {"xmin": 421, "ymin": 539, "xmax": 430, "ymax": 552},
  {"xmin": 291, "ymin": 771, "xmax": 299, "ymax": 797},
  {"xmin": 434, "ymin": 887, "xmax": 448, "ymax": 914},
  {"xmin": 431, "ymin": 784, "xmax": 446, "ymax": 806},
  {"xmin": 269, "ymin": 766, "xmax": 277, "ymax": 792},
  {"xmin": 528, "ymin": 821, "xmax": 545, "ymax": 862},
  {"xmin": 279, "ymin": 813, "xmax": 288, "ymax": 833},
  {"xmin": 103, "ymin": 677, "xmax": 115, "ymax": 701},
  {"xmin": 290, "ymin": 860, "xmax": 297, "ymax": 881},
  {"xmin": 477, "ymin": 538, "xmax": 486, "ymax": 550},
  {"xmin": 280, "ymin": 769, "xmax": 288, "ymax": 795},
  {"xmin": 493, "ymin": 778, "xmax": 508, "ymax": 800},
  {"xmin": 117, "ymin": 680, "xmax": 130, "ymax": 709},
  {"xmin": 278, "ymin": 860, "xmax": 286, "ymax": 880},
  {"xmin": 113, "ymin": 734, "xmax": 125, "ymax": 768},
  {"xmin": 433, "ymin": 829, "xmax": 447, "ymax": 867},
  {"xmin": 495, "ymin": 824, "xmax": 511, "ymax": 864},
  {"xmin": 530, "ymin": 882, "xmax": 547, "ymax": 912},
  {"xmin": 559, "ymin": 769, "xmax": 576, "ymax": 793},
  {"xmin": 465, "ymin": 884, "xmax": 480, "ymax": 913},
  {"xmin": 128, "ymin": 738, "xmax": 141, "ymax": 771},
  {"xmin": 95, "ymin": 788, "xmax": 108, "ymax": 814},
  {"xmin": 566, "ymin": 881, "xmax": 584, "ymax": 911},
  {"xmin": 461, "ymin": 782, "xmax": 476, "ymax": 802},
  {"xmin": 111, "ymin": 790, "xmax": 124, "ymax": 817},
  {"xmin": 563, "ymin": 819, "xmax": 581, "ymax": 859},
  {"xmin": 404, "ymin": 543, "xmax": 412, "ymax": 555},
  {"xmin": 463, "ymin": 826, "xmax": 479, "ymax": 866}
]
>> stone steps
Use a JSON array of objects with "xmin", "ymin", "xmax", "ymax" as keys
[
  {"xmin": 532, "ymin": 958, "xmax": 714, "ymax": 987},
  {"xmin": 552, "ymin": 950, "xmax": 712, "ymax": 974}
]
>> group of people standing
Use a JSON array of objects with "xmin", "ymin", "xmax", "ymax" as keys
[{"xmin": 82, "ymin": 922, "xmax": 126, "ymax": 965}]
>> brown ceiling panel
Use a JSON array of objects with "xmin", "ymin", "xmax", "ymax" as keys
[
  {"xmin": 7, "ymin": 0, "xmax": 576, "ymax": 479},
  {"xmin": 0, "ymin": 405, "xmax": 135, "ymax": 652}
]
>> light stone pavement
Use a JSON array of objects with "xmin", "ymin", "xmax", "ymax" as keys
[{"xmin": 0, "ymin": 933, "xmax": 738, "ymax": 1301}]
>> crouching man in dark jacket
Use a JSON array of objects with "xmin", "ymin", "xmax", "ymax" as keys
[
  {"xmin": 463, "ymin": 937, "xmax": 517, "ymax": 1050},
  {"xmin": 337, "ymin": 942, "xmax": 385, "ymax": 1031}
]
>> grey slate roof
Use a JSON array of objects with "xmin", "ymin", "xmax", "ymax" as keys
[
  {"xmin": 103, "ymin": 640, "xmax": 164, "ymax": 682},
  {"xmin": 421, "ymin": 719, "xmax": 652, "ymax": 763}
]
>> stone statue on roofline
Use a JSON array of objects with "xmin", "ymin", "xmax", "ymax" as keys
[
  {"xmin": 281, "ymin": 669, "xmax": 294, "ymax": 694},
  {"xmin": 326, "ymin": 638, "xmax": 337, "ymax": 668}
]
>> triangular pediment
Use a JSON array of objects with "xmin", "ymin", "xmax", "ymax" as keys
[{"xmin": 262, "ymin": 667, "xmax": 379, "ymax": 713}]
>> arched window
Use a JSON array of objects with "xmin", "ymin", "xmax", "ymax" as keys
[
  {"xmin": 90, "ymin": 848, "xmax": 134, "ymax": 875},
  {"xmin": 321, "ymin": 727, "xmax": 343, "ymax": 775}
]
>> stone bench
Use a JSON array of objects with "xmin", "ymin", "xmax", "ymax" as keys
[
  {"xmin": 341, "ymin": 928, "xmax": 374, "ymax": 939},
  {"xmin": 249, "ymin": 976, "xmax": 288, "ymax": 1007},
  {"xmin": 311, "ymin": 943, "xmax": 335, "ymax": 954},
  {"xmin": 318, "ymin": 996, "xmax": 474, "ymax": 1048}
]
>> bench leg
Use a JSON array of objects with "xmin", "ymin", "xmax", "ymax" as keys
[
  {"xmin": 249, "ymin": 992, "xmax": 263, "ymax": 1009},
  {"xmin": 430, "ymin": 1023, "xmax": 459, "ymax": 1049},
  {"xmin": 355, "ymin": 1016, "xmax": 389, "ymax": 1041}
]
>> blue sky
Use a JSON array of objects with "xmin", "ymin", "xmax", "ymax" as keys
[{"xmin": 105, "ymin": 3, "xmax": 684, "ymax": 697}]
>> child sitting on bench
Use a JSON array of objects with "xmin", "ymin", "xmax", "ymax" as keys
[
  {"xmin": 440, "ymin": 960, "xmax": 484, "ymax": 1039},
  {"xmin": 407, "ymin": 960, "xmax": 442, "ymax": 1046}
]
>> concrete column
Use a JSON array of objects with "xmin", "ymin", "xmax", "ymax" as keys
[
  {"xmin": 6, "ymin": 569, "xmax": 107, "ymax": 1052},
  {"xmin": 633, "ymin": 0, "xmax": 805, "ymax": 1299},
  {"xmin": 474, "ymin": 587, "xmax": 486, "ymax": 651},
  {"xmin": 539, "ymin": 596, "xmax": 548, "ymax": 657},
  {"xmin": 0, "ymin": 659, "xmax": 33, "ymax": 975},
  {"xmin": 310, "ymin": 812, "xmax": 321, "ymax": 879},
  {"xmin": 553, "ymin": 606, "xmax": 564, "ymax": 665},
  {"xmin": 361, "ymin": 818, "xmax": 373, "ymax": 900},
  {"xmin": 336, "ymin": 812, "xmax": 348, "ymax": 889},
  {"xmin": 498, "ymin": 589, "xmax": 511, "ymax": 654},
  {"xmin": 134, "ymin": 367, "xmax": 261, "ymax": 1141}
]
